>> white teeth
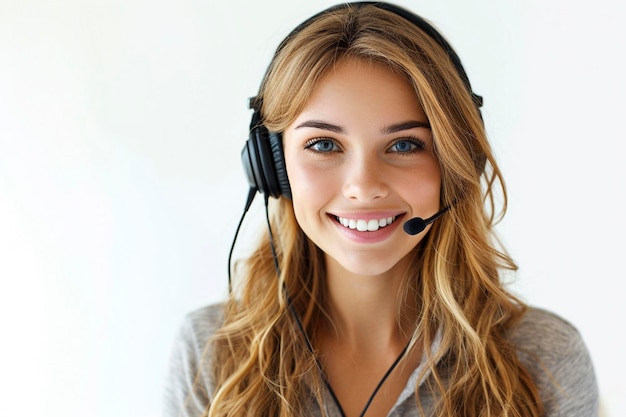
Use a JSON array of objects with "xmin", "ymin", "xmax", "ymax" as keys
[{"xmin": 336, "ymin": 216, "xmax": 396, "ymax": 232}]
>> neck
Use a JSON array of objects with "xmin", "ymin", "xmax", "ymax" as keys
[
  {"xmin": 314, "ymin": 256, "xmax": 422, "ymax": 417},
  {"xmin": 321, "ymin": 256, "xmax": 415, "ymax": 351}
]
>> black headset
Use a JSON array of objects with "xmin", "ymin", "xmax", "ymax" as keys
[{"xmin": 240, "ymin": 1, "xmax": 483, "ymax": 204}]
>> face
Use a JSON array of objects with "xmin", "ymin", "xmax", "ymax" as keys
[{"xmin": 283, "ymin": 58, "xmax": 441, "ymax": 278}]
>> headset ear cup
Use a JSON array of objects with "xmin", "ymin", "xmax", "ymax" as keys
[
  {"xmin": 269, "ymin": 132, "xmax": 291, "ymax": 199},
  {"xmin": 254, "ymin": 125, "xmax": 282, "ymax": 198},
  {"xmin": 241, "ymin": 136, "xmax": 264, "ymax": 195},
  {"xmin": 243, "ymin": 109, "xmax": 290, "ymax": 199},
  {"xmin": 242, "ymin": 123, "xmax": 274, "ymax": 196},
  {"xmin": 243, "ymin": 122, "xmax": 289, "ymax": 199}
]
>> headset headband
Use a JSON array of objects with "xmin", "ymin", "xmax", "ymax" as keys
[{"xmin": 251, "ymin": 2, "xmax": 483, "ymax": 112}]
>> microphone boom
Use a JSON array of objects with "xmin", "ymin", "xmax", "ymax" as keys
[{"xmin": 403, "ymin": 206, "xmax": 450, "ymax": 235}]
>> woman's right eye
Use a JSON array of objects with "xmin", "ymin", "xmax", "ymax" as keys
[{"xmin": 304, "ymin": 138, "xmax": 340, "ymax": 153}]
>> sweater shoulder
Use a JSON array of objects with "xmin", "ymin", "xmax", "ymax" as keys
[
  {"xmin": 510, "ymin": 306, "xmax": 599, "ymax": 417},
  {"xmin": 163, "ymin": 303, "xmax": 225, "ymax": 417},
  {"xmin": 183, "ymin": 303, "xmax": 226, "ymax": 347}
]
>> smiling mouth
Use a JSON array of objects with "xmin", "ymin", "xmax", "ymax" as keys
[{"xmin": 335, "ymin": 216, "xmax": 397, "ymax": 232}]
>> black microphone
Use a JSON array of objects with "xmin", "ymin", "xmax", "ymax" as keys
[{"xmin": 403, "ymin": 206, "xmax": 450, "ymax": 235}]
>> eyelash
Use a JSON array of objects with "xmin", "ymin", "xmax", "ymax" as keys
[
  {"xmin": 388, "ymin": 137, "xmax": 426, "ymax": 154},
  {"xmin": 303, "ymin": 137, "xmax": 426, "ymax": 154},
  {"xmin": 304, "ymin": 138, "xmax": 341, "ymax": 153}
]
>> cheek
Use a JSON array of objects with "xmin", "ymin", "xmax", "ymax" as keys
[
  {"xmin": 421, "ymin": 165, "xmax": 442, "ymax": 195},
  {"xmin": 394, "ymin": 153, "xmax": 440, "ymax": 185},
  {"xmin": 288, "ymin": 164, "xmax": 330, "ymax": 212},
  {"xmin": 285, "ymin": 158, "xmax": 339, "ymax": 232},
  {"xmin": 417, "ymin": 154, "xmax": 442, "ymax": 189},
  {"xmin": 400, "ymin": 164, "xmax": 442, "ymax": 210},
  {"xmin": 286, "ymin": 154, "xmax": 337, "ymax": 197}
]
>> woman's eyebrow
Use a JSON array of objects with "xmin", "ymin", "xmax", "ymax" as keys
[
  {"xmin": 294, "ymin": 120, "xmax": 345, "ymax": 133},
  {"xmin": 381, "ymin": 120, "xmax": 431, "ymax": 134},
  {"xmin": 294, "ymin": 119, "xmax": 430, "ymax": 134}
]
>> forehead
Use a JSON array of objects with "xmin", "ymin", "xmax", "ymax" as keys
[{"xmin": 290, "ymin": 58, "xmax": 428, "ymax": 130}]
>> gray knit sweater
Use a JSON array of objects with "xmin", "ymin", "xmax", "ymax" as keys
[{"xmin": 163, "ymin": 304, "xmax": 598, "ymax": 417}]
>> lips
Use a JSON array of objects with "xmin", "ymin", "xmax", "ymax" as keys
[{"xmin": 335, "ymin": 215, "xmax": 397, "ymax": 232}]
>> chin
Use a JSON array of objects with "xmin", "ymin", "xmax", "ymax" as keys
[{"xmin": 329, "ymin": 252, "xmax": 411, "ymax": 279}]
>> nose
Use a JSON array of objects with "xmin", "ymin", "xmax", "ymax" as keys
[{"xmin": 341, "ymin": 152, "xmax": 389, "ymax": 201}]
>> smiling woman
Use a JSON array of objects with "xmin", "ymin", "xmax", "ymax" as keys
[
  {"xmin": 163, "ymin": 2, "xmax": 599, "ymax": 417},
  {"xmin": 283, "ymin": 58, "xmax": 441, "ymax": 278}
]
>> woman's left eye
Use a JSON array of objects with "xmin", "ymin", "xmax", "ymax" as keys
[
  {"xmin": 304, "ymin": 138, "xmax": 340, "ymax": 153},
  {"xmin": 388, "ymin": 138, "xmax": 425, "ymax": 154}
]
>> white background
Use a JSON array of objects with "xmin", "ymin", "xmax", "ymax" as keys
[{"xmin": 1, "ymin": 0, "xmax": 623, "ymax": 416}]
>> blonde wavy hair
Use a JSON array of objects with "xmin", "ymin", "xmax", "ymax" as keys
[{"xmin": 206, "ymin": 3, "xmax": 543, "ymax": 417}]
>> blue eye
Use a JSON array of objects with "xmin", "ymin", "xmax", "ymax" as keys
[
  {"xmin": 389, "ymin": 138, "xmax": 425, "ymax": 154},
  {"xmin": 305, "ymin": 138, "xmax": 340, "ymax": 153}
]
